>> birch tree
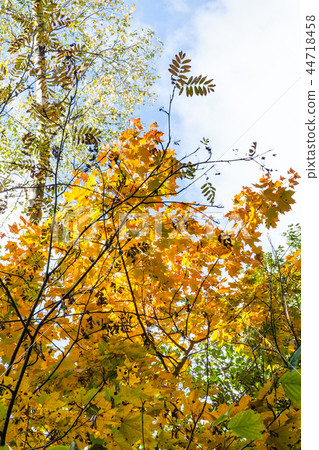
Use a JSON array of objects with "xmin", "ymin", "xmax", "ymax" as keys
[{"xmin": 0, "ymin": 0, "xmax": 160, "ymax": 222}]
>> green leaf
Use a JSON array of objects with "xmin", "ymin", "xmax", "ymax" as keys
[
  {"xmin": 0, "ymin": 402, "xmax": 6, "ymax": 420},
  {"xmin": 288, "ymin": 346, "xmax": 301, "ymax": 372},
  {"xmin": 280, "ymin": 370, "xmax": 301, "ymax": 403},
  {"xmin": 228, "ymin": 410, "xmax": 265, "ymax": 440}
]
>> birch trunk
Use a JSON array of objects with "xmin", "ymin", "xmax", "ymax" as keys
[{"xmin": 28, "ymin": 0, "xmax": 49, "ymax": 223}]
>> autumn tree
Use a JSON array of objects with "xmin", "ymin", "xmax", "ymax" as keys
[
  {"xmin": 0, "ymin": 116, "xmax": 300, "ymax": 448},
  {"xmin": 190, "ymin": 224, "xmax": 301, "ymax": 448},
  {"xmin": 0, "ymin": 1, "xmax": 301, "ymax": 446}
]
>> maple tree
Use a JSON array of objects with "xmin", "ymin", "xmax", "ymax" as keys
[
  {"xmin": 0, "ymin": 1, "xmax": 300, "ymax": 447},
  {"xmin": 0, "ymin": 116, "xmax": 300, "ymax": 447},
  {"xmin": 190, "ymin": 224, "xmax": 301, "ymax": 448}
]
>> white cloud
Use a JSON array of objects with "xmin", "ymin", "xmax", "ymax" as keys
[{"xmin": 149, "ymin": 0, "xmax": 301, "ymax": 247}]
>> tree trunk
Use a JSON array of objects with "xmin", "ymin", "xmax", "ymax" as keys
[{"xmin": 28, "ymin": 0, "xmax": 49, "ymax": 223}]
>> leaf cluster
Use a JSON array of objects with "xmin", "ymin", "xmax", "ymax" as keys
[{"xmin": 169, "ymin": 51, "xmax": 215, "ymax": 97}]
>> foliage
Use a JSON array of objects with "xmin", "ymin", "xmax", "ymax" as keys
[
  {"xmin": 190, "ymin": 223, "xmax": 301, "ymax": 448},
  {"xmin": 169, "ymin": 51, "xmax": 216, "ymax": 97},
  {"xmin": 0, "ymin": 2, "xmax": 300, "ymax": 447},
  {"xmin": 0, "ymin": 0, "xmax": 161, "ymax": 217},
  {"xmin": 280, "ymin": 371, "xmax": 301, "ymax": 404},
  {"xmin": 228, "ymin": 410, "xmax": 265, "ymax": 441},
  {"xmin": 0, "ymin": 116, "xmax": 300, "ymax": 447}
]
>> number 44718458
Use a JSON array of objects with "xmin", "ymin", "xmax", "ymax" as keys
[{"xmin": 306, "ymin": 16, "xmax": 315, "ymax": 76}]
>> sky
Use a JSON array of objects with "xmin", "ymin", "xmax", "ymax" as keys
[{"xmin": 132, "ymin": 0, "xmax": 301, "ymax": 250}]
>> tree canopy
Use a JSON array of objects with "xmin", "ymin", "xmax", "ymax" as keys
[
  {"xmin": 0, "ymin": 1, "xmax": 300, "ymax": 449},
  {"xmin": 0, "ymin": 0, "xmax": 160, "ymax": 220}
]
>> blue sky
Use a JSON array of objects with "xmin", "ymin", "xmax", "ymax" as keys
[{"xmin": 131, "ymin": 0, "xmax": 301, "ymax": 249}]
